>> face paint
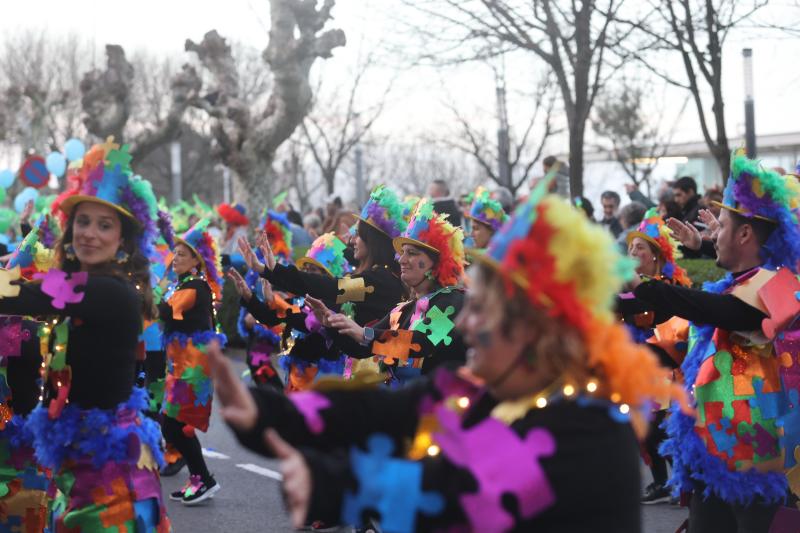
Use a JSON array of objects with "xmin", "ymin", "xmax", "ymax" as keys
[
  {"xmin": 418, "ymin": 260, "xmax": 426, "ymax": 269},
  {"xmin": 475, "ymin": 329, "xmax": 493, "ymax": 347}
]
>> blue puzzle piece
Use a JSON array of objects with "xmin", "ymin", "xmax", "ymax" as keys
[
  {"xmin": 96, "ymin": 165, "xmax": 128, "ymax": 205},
  {"xmin": 749, "ymin": 377, "xmax": 788, "ymax": 421},
  {"xmin": 134, "ymin": 498, "xmax": 159, "ymax": 531},
  {"xmin": 343, "ymin": 434, "xmax": 444, "ymax": 533},
  {"xmin": 778, "ymin": 388, "xmax": 800, "ymax": 468},
  {"xmin": 20, "ymin": 467, "xmax": 48, "ymax": 491},
  {"xmin": 709, "ymin": 419, "xmax": 738, "ymax": 457}
]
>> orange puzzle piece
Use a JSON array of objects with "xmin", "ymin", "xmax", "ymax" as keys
[{"xmin": 372, "ymin": 330, "xmax": 421, "ymax": 366}]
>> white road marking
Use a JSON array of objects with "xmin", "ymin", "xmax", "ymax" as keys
[
  {"xmin": 201, "ymin": 449, "xmax": 231, "ymax": 459},
  {"xmin": 236, "ymin": 463, "xmax": 284, "ymax": 481}
]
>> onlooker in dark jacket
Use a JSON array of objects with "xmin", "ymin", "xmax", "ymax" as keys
[
  {"xmin": 672, "ymin": 176, "xmax": 701, "ymax": 225},
  {"xmin": 600, "ymin": 190, "xmax": 624, "ymax": 238},
  {"xmin": 428, "ymin": 179, "xmax": 463, "ymax": 227}
]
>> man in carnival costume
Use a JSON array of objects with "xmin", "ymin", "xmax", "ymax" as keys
[{"xmin": 633, "ymin": 152, "xmax": 800, "ymax": 531}]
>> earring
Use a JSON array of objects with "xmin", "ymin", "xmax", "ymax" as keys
[
  {"xmin": 652, "ymin": 256, "xmax": 658, "ymax": 262},
  {"xmin": 64, "ymin": 243, "xmax": 76, "ymax": 261},
  {"xmin": 115, "ymin": 249, "xmax": 130, "ymax": 264}
]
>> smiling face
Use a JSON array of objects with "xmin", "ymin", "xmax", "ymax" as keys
[
  {"xmin": 470, "ymin": 220, "xmax": 493, "ymax": 249},
  {"xmin": 398, "ymin": 243, "xmax": 435, "ymax": 288},
  {"xmin": 301, "ymin": 263, "xmax": 328, "ymax": 276},
  {"xmin": 72, "ymin": 202, "xmax": 124, "ymax": 268},
  {"xmin": 172, "ymin": 243, "xmax": 201, "ymax": 275},
  {"xmin": 628, "ymin": 236, "xmax": 660, "ymax": 277}
]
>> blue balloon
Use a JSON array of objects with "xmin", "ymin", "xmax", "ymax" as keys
[
  {"xmin": 0, "ymin": 170, "xmax": 14, "ymax": 189},
  {"xmin": 64, "ymin": 138, "xmax": 86, "ymax": 161},
  {"xmin": 14, "ymin": 187, "xmax": 39, "ymax": 214},
  {"xmin": 0, "ymin": 234, "xmax": 9, "ymax": 246},
  {"xmin": 46, "ymin": 152, "xmax": 67, "ymax": 177}
]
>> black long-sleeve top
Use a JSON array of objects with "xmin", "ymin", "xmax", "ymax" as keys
[
  {"xmin": 633, "ymin": 278, "xmax": 766, "ymax": 332},
  {"xmin": 232, "ymin": 369, "xmax": 642, "ymax": 532},
  {"xmin": 0, "ymin": 274, "xmax": 142, "ymax": 409},
  {"xmin": 158, "ymin": 273, "xmax": 214, "ymax": 336},
  {"xmin": 328, "ymin": 288, "xmax": 467, "ymax": 377},
  {"xmin": 261, "ymin": 263, "xmax": 403, "ymax": 326},
  {"xmin": 5, "ymin": 319, "xmax": 44, "ymax": 416}
]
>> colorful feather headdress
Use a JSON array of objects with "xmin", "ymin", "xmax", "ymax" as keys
[
  {"xmin": 357, "ymin": 185, "xmax": 408, "ymax": 239},
  {"xmin": 466, "ymin": 187, "xmax": 508, "ymax": 232},
  {"xmin": 394, "ymin": 198, "xmax": 465, "ymax": 287},
  {"xmin": 472, "ymin": 175, "xmax": 685, "ymax": 409},
  {"xmin": 626, "ymin": 208, "xmax": 691, "ymax": 286},
  {"xmin": 52, "ymin": 138, "xmax": 160, "ymax": 258},
  {"xmin": 715, "ymin": 151, "xmax": 800, "ymax": 270},
  {"xmin": 176, "ymin": 218, "xmax": 223, "ymax": 299},
  {"xmin": 217, "ymin": 203, "xmax": 249, "ymax": 227},
  {"xmin": 261, "ymin": 210, "xmax": 293, "ymax": 264},
  {"xmin": 296, "ymin": 232, "xmax": 353, "ymax": 278}
]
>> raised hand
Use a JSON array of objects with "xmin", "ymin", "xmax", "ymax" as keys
[
  {"xmin": 256, "ymin": 230, "xmax": 277, "ymax": 271},
  {"xmin": 207, "ymin": 341, "xmax": 258, "ymax": 431},
  {"xmin": 238, "ymin": 236, "xmax": 266, "ymax": 274},
  {"xmin": 304, "ymin": 295, "xmax": 333, "ymax": 326},
  {"xmin": 666, "ymin": 218, "xmax": 702, "ymax": 251},
  {"xmin": 261, "ymin": 278, "xmax": 274, "ymax": 304},
  {"xmin": 227, "ymin": 268, "xmax": 253, "ymax": 301},
  {"xmin": 265, "ymin": 429, "xmax": 311, "ymax": 529},
  {"xmin": 698, "ymin": 209, "xmax": 720, "ymax": 238},
  {"xmin": 326, "ymin": 313, "xmax": 365, "ymax": 341}
]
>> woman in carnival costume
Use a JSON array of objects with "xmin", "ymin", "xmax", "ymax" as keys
[
  {"xmin": 634, "ymin": 152, "xmax": 800, "ymax": 532},
  {"xmin": 0, "ymin": 140, "xmax": 170, "ymax": 531},
  {"xmin": 209, "ymin": 177, "xmax": 687, "ymax": 532},
  {"xmin": 239, "ymin": 186, "xmax": 406, "ymax": 379},
  {"xmin": 230, "ymin": 232, "xmax": 354, "ymax": 391},
  {"xmin": 0, "ymin": 220, "xmax": 56, "ymax": 531},
  {"xmin": 618, "ymin": 209, "xmax": 692, "ymax": 505},
  {"xmin": 235, "ymin": 210, "xmax": 294, "ymax": 390},
  {"xmin": 308, "ymin": 198, "xmax": 468, "ymax": 387},
  {"xmin": 464, "ymin": 188, "xmax": 508, "ymax": 251},
  {"xmin": 159, "ymin": 218, "xmax": 226, "ymax": 505}
]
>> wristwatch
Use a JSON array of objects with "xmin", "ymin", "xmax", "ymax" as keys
[{"xmin": 362, "ymin": 327, "xmax": 375, "ymax": 345}]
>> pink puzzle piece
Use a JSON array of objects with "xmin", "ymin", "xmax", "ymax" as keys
[
  {"xmin": 289, "ymin": 391, "xmax": 331, "ymax": 435},
  {"xmin": 433, "ymin": 405, "xmax": 556, "ymax": 532},
  {"xmin": 35, "ymin": 269, "xmax": 88, "ymax": 309}
]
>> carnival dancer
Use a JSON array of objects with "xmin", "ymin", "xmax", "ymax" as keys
[
  {"xmin": 306, "ymin": 198, "xmax": 468, "ymax": 387},
  {"xmin": 217, "ymin": 202, "xmax": 250, "ymax": 268},
  {"xmin": 0, "ymin": 220, "xmax": 56, "ymax": 531},
  {"xmin": 633, "ymin": 152, "xmax": 800, "ymax": 532},
  {"xmin": 618, "ymin": 208, "xmax": 692, "ymax": 504},
  {"xmin": 159, "ymin": 218, "xmax": 226, "ymax": 505},
  {"xmin": 464, "ymin": 187, "xmax": 507, "ymax": 251},
  {"xmin": 230, "ymin": 232, "xmax": 354, "ymax": 391},
  {"xmin": 0, "ymin": 140, "xmax": 170, "ymax": 531},
  {"xmin": 209, "ymin": 176, "xmax": 686, "ymax": 532},
  {"xmin": 239, "ymin": 185, "xmax": 406, "ymax": 379}
]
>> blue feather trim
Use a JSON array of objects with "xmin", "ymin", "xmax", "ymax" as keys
[
  {"xmin": 25, "ymin": 387, "xmax": 165, "ymax": 471},
  {"xmin": 661, "ymin": 273, "xmax": 788, "ymax": 505},
  {"xmin": 164, "ymin": 330, "xmax": 227, "ymax": 348}
]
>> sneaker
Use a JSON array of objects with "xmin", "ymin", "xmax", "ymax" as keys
[
  {"xmin": 160, "ymin": 457, "xmax": 186, "ymax": 477},
  {"xmin": 169, "ymin": 476, "xmax": 195, "ymax": 501},
  {"xmin": 641, "ymin": 483, "xmax": 671, "ymax": 505},
  {"xmin": 182, "ymin": 476, "xmax": 220, "ymax": 506}
]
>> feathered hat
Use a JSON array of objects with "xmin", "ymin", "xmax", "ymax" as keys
[
  {"xmin": 356, "ymin": 185, "xmax": 408, "ymax": 239},
  {"xmin": 261, "ymin": 210, "xmax": 293, "ymax": 264},
  {"xmin": 713, "ymin": 150, "xmax": 800, "ymax": 270},
  {"xmin": 626, "ymin": 208, "xmax": 691, "ymax": 286},
  {"xmin": 393, "ymin": 198, "xmax": 465, "ymax": 286},
  {"xmin": 53, "ymin": 138, "xmax": 160, "ymax": 257},
  {"xmin": 6, "ymin": 216, "xmax": 56, "ymax": 280},
  {"xmin": 471, "ymin": 175, "xmax": 685, "ymax": 409},
  {"xmin": 466, "ymin": 187, "xmax": 508, "ymax": 232},
  {"xmin": 295, "ymin": 232, "xmax": 353, "ymax": 278},
  {"xmin": 175, "ymin": 218, "xmax": 223, "ymax": 299},
  {"xmin": 217, "ymin": 202, "xmax": 249, "ymax": 227}
]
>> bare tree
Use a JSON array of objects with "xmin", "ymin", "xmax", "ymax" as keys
[
  {"xmin": 439, "ymin": 71, "xmax": 561, "ymax": 197},
  {"xmin": 620, "ymin": 0, "xmax": 768, "ymax": 181},
  {"xmin": 301, "ymin": 53, "xmax": 391, "ymax": 195},
  {"xmin": 185, "ymin": 0, "xmax": 346, "ymax": 211},
  {"xmin": 402, "ymin": 0, "xmax": 630, "ymax": 197}
]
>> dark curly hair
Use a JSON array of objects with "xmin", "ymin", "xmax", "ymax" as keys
[{"xmin": 54, "ymin": 204, "xmax": 156, "ymax": 319}]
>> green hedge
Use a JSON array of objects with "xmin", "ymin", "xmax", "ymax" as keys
[{"xmin": 677, "ymin": 258, "xmax": 725, "ymax": 287}]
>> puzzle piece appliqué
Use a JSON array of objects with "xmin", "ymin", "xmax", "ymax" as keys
[{"xmin": 336, "ymin": 277, "xmax": 375, "ymax": 304}]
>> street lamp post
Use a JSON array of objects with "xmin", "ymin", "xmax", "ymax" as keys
[{"xmin": 743, "ymin": 48, "xmax": 756, "ymax": 158}]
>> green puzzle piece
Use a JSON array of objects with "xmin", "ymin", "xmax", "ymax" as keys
[
  {"xmin": 411, "ymin": 305, "xmax": 455, "ymax": 346},
  {"xmin": 694, "ymin": 350, "xmax": 737, "ymax": 426}
]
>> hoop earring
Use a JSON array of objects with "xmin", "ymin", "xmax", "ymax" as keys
[
  {"xmin": 115, "ymin": 249, "xmax": 130, "ymax": 264},
  {"xmin": 64, "ymin": 243, "xmax": 76, "ymax": 261}
]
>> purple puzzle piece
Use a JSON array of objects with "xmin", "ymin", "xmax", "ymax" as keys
[
  {"xmin": 433, "ymin": 404, "xmax": 556, "ymax": 533},
  {"xmin": 35, "ymin": 269, "xmax": 88, "ymax": 309},
  {"xmin": 741, "ymin": 422, "xmax": 779, "ymax": 458},
  {"xmin": 169, "ymin": 380, "xmax": 192, "ymax": 406},
  {"xmin": 0, "ymin": 317, "xmax": 30, "ymax": 358},
  {"xmin": 289, "ymin": 391, "xmax": 331, "ymax": 435}
]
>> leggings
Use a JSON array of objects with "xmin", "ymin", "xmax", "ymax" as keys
[
  {"xmin": 689, "ymin": 490, "xmax": 779, "ymax": 533},
  {"xmin": 162, "ymin": 416, "xmax": 211, "ymax": 483},
  {"xmin": 644, "ymin": 410, "xmax": 669, "ymax": 485}
]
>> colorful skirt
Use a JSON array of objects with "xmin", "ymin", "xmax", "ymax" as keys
[
  {"xmin": 0, "ymin": 416, "xmax": 49, "ymax": 532},
  {"xmin": 25, "ymin": 387, "xmax": 170, "ymax": 532},
  {"xmin": 161, "ymin": 331, "xmax": 226, "ymax": 432}
]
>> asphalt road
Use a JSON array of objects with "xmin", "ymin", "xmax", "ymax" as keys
[{"xmin": 162, "ymin": 350, "xmax": 688, "ymax": 533}]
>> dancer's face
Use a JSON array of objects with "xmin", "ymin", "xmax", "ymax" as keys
[
  {"xmin": 398, "ymin": 244, "xmax": 435, "ymax": 287},
  {"xmin": 301, "ymin": 263, "xmax": 327, "ymax": 276},
  {"xmin": 628, "ymin": 237, "xmax": 660, "ymax": 278},
  {"xmin": 72, "ymin": 202, "xmax": 124, "ymax": 268},
  {"xmin": 352, "ymin": 233, "xmax": 368, "ymax": 262},
  {"xmin": 470, "ymin": 221, "xmax": 493, "ymax": 249},
  {"xmin": 172, "ymin": 243, "xmax": 200, "ymax": 275}
]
